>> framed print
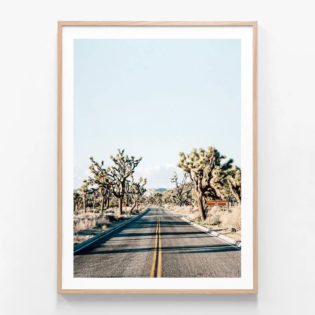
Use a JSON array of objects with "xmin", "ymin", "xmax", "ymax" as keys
[{"xmin": 58, "ymin": 21, "xmax": 257, "ymax": 294}]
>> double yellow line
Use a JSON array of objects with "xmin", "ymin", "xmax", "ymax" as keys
[{"xmin": 150, "ymin": 216, "xmax": 162, "ymax": 277}]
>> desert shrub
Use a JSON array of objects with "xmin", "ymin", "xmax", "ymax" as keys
[
  {"xmin": 74, "ymin": 212, "xmax": 115, "ymax": 234},
  {"xmin": 210, "ymin": 214, "xmax": 221, "ymax": 225},
  {"xmin": 168, "ymin": 202, "xmax": 241, "ymax": 232},
  {"xmin": 220, "ymin": 206, "xmax": 241, "ymax": 230}
]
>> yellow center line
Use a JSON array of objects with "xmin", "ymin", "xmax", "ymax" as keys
[
  {"xmin": 149, "ymin": 215, "xmax": 163, "ymax": 278},
  {"xmin": 157, "ymin": 216, "xmax": 162, "ymax": 277},
  {"xmin": 150, "ymin": 216, "xmax": 159, "ymax": 277}
]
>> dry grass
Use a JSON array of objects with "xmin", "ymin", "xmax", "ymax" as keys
[
  {"xmin": 220, "ymin": 206, "xmax": 241, "ymax": 231},
  {"xmin": 166, "ymin": 204, "xmax": 241, "ymax": 241},
  {"xmin": 164, "ymin": 205, "xmax": 199, "ymax": 221},
  {"xmin": 73, "ymin": 207, "xmax": 144, "ymax": 245}
]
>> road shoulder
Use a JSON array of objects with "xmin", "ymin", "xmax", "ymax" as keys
[
  {"xmin": 74, "ymin": 208, "xmax": 151, "ymax": 254},
  {"xmin": 171, "ymin": 212, "xmax": 241, "ymax": 248}
]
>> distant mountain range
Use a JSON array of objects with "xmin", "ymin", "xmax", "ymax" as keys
[{"xmin": 144, "ymin": 188, "xmax": 167, "ymax": 196}]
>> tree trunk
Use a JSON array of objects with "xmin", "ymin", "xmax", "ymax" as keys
[
  {"xmin": 106, "ymin": 197, "xmax": 110, "ymax": 209},
  {"xmin": 130, "ymin": 202, "xmax": 137, "ymax": 213},
  {"xmin": 93, "ymin": 195, "xmax": 96, "ymax": 211},
  {"xmin": 101, "ymin": 195, "xmax": 105, "ymax": 214},
  {"xmin": 196, "ymin": 193, "xmax": 206, "ymax": 221},
  {"xmin": 228, "ymin": 180, "xmax": 241, "ymax": 204},
  {"xmin": 73, "ymin": 202, "xmax": 77, "ymax": 214},
  {"xmin": 118, "ymin": 197, "xmax": 123, "ymax": 216},
  {"xmin": 83, "ymin": 196, "xmax": 87, "ymax": 213}
]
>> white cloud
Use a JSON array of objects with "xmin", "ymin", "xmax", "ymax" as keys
[
  {"xmin": 165, "ymin": 163, "xmax": 176, "ymax": 169},
  {"xmin": 134, "ymin": 163, "xmax": 180, "ymax": 188},
  {"xmin": 135, "ymin": 165, "xmax": 161, "ymax": 178}
]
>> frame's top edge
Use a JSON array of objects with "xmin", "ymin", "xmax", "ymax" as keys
[{"xmin": 58, "ymin": 21, "xmax": 258, "ymax": 27}]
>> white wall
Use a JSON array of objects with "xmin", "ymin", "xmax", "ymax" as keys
[{"xmin": 0, "ymin": 0, "xmax": 314, "ymax": 314}]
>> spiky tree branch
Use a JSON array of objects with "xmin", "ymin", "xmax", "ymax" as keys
[
  {"xmin": 127, "ymin": 177, "xmax": 147, "ymax": 213},
  {"xmin": 108, "ymin": 149, "xmax": 142, "ymax": 215},
  {"xmin": 177, "ymin": 146, "xmax": 234, "ymax": 220},
  {"xmin": 171, "ymin": 172, "xmax": 189, "ymax": 206},
  {"xmin": 88, "ymin": 157, "xmax": 112, "ymax": 213}
]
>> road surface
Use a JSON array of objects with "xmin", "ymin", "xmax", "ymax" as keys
[{"xmin": 74, "ymin": 208, "xmax": 241, "ymax": 278}]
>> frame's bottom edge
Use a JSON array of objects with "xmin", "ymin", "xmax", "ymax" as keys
[{"xmin": 58, "ymin": 288, "xmax": 257, "ymax": 295}]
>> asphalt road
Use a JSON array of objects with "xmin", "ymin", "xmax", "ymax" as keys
[{"xmin": 74, "ymin": 208, "xmax": 241, "ymax": 278}]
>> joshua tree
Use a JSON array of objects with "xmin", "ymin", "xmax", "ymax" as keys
[
  {"xmin": 162, "ymin": 190, "xmax": 176, "ymax": 206},
  {"xmin": 171, "ymin": 172, "xmax": 189, "ymax": 206},
  {"xmin": 78, "ymin": 182, "xmax": 89, "ymax": 213},
  {"xmin": 107, "ymin": 149, "xmax": 142, "ymax": 216},
  {"xmin": 209, "ymin": 165, "xmax": 241, "ymax": 204},
  {"xmin": 91, "ymin": 188, "xmax": 100, "ymax": 210},
  {"xmin": 88, "ymin": 157, "xmax": 112, "ymax": 214},
  {"xmin": 145, "ymin": 194, "xmax": 155, "ymax": 205},
  {"xmin": 177, "ymin": 146, "xmax": 233, "ymax": 220},
  {"xmin": 226, "ymin": 165, "xmax": 241, "ymax": 203},
  {"xmin": 73, "ymin": 192, "xmax": 80, "ymax": 213},
  {"xmin": 152, "ymin": 192, "xmax": 163, "ymax": 206},
  {"xmin": 128, "ymin": 177, "xmax": 147, "ymax": 213}
]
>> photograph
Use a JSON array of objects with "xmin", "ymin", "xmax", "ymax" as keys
[
  {"xmin": 4, "ymin": 0, "xmax": 315, "ymax": 313},
  {"xmin": 58, "ymin": 22, "xmax": 257, "ymax": 293}
]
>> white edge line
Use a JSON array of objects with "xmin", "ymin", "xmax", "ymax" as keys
[
  {"xmin": 74, "ymin": 208, "xmax": 150, "ymax": 254},
  {"xmin": 164, "ymin": 209, "xmax": 241, "ymax": 249}
]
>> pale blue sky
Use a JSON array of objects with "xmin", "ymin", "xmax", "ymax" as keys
[{"xmin": 74, "ymin": 39, "xmax": 241, "ymax": 189}]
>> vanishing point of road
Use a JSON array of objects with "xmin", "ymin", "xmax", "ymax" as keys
[{"xmin": 74, "ymin": 208, "xmax": 241, "ymax": 278}]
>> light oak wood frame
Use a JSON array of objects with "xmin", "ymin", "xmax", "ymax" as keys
[{"xmin": 58, "ymin": 21, "xmax": 258, "ymax": 295}]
